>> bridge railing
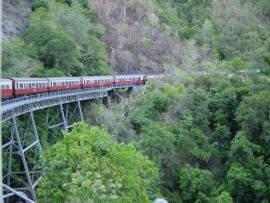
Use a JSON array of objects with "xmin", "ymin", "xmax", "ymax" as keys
[
  {"xmin": 1, "ymin": 84, "xmax": 143, "ymax": 122},
  {"xmin": 2, "ymin": 87, "xmax": 110, "ymax": 107}
]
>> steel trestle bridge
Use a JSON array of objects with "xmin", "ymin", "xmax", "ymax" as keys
[{"xmin": 1, "ymin": 83, "xmax": 143, "ymax": 203}]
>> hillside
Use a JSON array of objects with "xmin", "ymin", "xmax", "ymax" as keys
[{"xmin": 2, "ymin": 0, "xmax": 270, "ymax": 202}]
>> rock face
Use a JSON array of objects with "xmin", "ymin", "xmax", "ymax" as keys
[{"xmin": 2, "ymin": 0, "xmax": 31, "ymax": 39}]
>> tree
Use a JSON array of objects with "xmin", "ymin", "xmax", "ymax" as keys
[
  {"xmin": 229, "ymin": 132, "xmax": 261, "ymax": 167},
  {"xmin": 225, "ymin": 163, "xmax": 254, "ymax": 202},
  {"xmin": 139, "ymin": 122, "xmax": 176, "ymax": 168},
  {"xmin": 37, "ymin": 123, "xmax": 159, "ymax": 203},
  {"xmin": 214, "ymin": 191, "xmax": 233, "ymax": 203},
  {"xmin": 2, "ymin": 38, "xmax": 43, "ymax": 77},
  {"xmin": 23, "ymin": 9, "xmax": 82, "ymax": 76},
  {"xmin": 179, "ymin": 165, "xmax": 214, "ymax": 202},
  {"xmin": 183, "ymin": 87, "xmax": 209, "ymax": 132},
  {"xmin": 236, "ymin": 91, "xmax": 270, "ymax": 147}
]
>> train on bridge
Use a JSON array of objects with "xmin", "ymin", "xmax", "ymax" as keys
[{"xmin": 1, "ymin": 74, "xmax": 161, "ymax": 98}]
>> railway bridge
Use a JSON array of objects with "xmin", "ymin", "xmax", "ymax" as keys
[{"xmin": 1, "ymin": 82, "xmax": 146, "ymax": 203}]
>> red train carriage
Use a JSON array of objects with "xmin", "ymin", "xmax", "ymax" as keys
[
  {"xmin": 82, "ymin": 76, "xmax": 114, "ymax": 88},
  {"xmin": 114, "ymin": 75, "xmax": 145, "ymax": 86},
  {"xmin": 1, "ymin": 74, "xmax": 153, "ymax": 98},
  {"xmin": 11, "ymin": 78, "xmax": 49, "ymax": 96},
  {"xmin": 48, "ymin": 77, "xmax": 82, "ymax": 91},
  {"xmin": 1, "ymin": 79, "xmax": 13, "ymax": 97}
]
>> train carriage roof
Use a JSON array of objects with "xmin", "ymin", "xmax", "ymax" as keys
[
  {"xmin": 9, "ymin": 78, "xmax": 48, "ymax": 82},
  {"xmin": 1, "ymin": 79, "xmax": 13, "ymax": 84},
  {"xmin": 82, "ymin": 76, "xmax": 114, "ymax": 80},
  {"xmin": 48, "ymin": 77, "xmax": 82, "ymax": 81},
  {"xmin": 114, "ymin": 74, "xmax": 144, "ymax": 78}
]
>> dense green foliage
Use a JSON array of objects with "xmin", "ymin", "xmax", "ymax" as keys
[
  {"xmin": 87, "ymin": 74, "xmax": 270, "ymax": 202},
  {"xmin": 3, "ymin": 0, "xmax": 111, "ymax": 77},
  {"xmin": 157, "ymin": 0, "xmax": 270, "ymax": 74},
  {"xmin": 37, "ymin": 123, "xmax": 159, "ymax": 202},
  {"xmin": 3, "ymin": 0, "xmax": 270, "ymax": 76},
  {"xmin": 2, "ymin": 0, "xmax": 270, "ymax": 202}
]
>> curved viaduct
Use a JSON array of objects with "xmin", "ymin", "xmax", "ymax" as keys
[{"xmin": 1, "ymin": 82, "xmax": 145, "ymax": 203}]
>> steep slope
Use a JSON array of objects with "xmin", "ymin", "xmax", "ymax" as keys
[
  {"xmin": 2, "ymin": 0, "xmax": 31, "ymax": 39},
  {"xmin": 90, "ymin": 0, "xmax": 209, "ymax": 74}
]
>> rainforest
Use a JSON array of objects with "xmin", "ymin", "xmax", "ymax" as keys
[{"xmin": 2, "ymin": 0, "xmax": 270, "ymax": 202}]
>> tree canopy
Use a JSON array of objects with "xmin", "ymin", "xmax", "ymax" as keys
[{"xmin": 37, "ymin": 123, "xmax": 160, "ymax": 203}]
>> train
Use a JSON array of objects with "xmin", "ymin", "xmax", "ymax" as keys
[{"xmin": 1, "ymin": 74, "xmax": 161, "ymax": 98}]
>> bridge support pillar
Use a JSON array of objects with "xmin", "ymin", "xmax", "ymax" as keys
[
  {"xmin": 60, "ymin": 103, "xmax": 68, "ymax": 131},
  {"xmin": 77, "ymin": 100, "xmax": 84, "ymax": 122},
  {"xmin": 47, "ymin": 101, "xmax": 84, "ymax": 131},
  {"xmin": 12, "ymin": 116, "xmax": 37, "ymax": 201},
  {"xmin": 2, "ymin": 112, "xmax": 42, "ymax": 202}
]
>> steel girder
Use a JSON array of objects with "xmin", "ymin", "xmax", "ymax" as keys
[{"xmin": 1, "ymin": 84, "xmax": 140, "ymax": 202}]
